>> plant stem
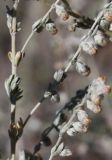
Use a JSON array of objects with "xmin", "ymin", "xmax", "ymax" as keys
[
  {"xmin": 10, "ymin": 1, "xmax": 19, "ymax": 159},
  {"xmin": 23, "ymin": 47, "xmax": 81, "ymax": 128}
]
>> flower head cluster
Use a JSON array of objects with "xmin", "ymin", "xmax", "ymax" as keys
[
  {"xmin": 101, "ymin": 5, "xmax": 112, "ymax": 30},
  {"xmin": 55, "ymin": 4, "xmax": 69, "ymax": 21},
  {"xmin": 67, "ymin": 77, "xmax": 111, "ymax": 137},
  {"xmin": 81, "ymin": 4, "xmax": 112, "ymax": 55}
]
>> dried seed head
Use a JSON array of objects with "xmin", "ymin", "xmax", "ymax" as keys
[
  {"xmin": 86, "ymin": 100, "xmax": 102, "ymax": 113},
  {"xmin": 75, "ymin": 59, "xmax": 90, "ymax": 76},
  {"xmin": 91, "ymin": 77, "xmax": 111, "ymax": 95},
  {"xmin": 104, "ymin": 9, "xmax": 112, "ymax": 22},
  {"xmin": 104, "ymin": 85, "xmax": 111, "ymax": 94},
  {"xmin": 77, "ymin": 110, "xmax": 90, "ymax": 126},
  {"xmin": 72, "ymin": 121, "xmax": 88, "ymax": 133},
  {"xmin": 68, "ymin": 23, "xmax": 77, "ymax": 32},
  {"xmin": 45, "ymin": 22, "xmax": 58, "ymax": 35},
  {"xmin": 90, "ymin": 94, "xmax": 102, "ymax": 105},
  {"xmin": 94, "ymin": 31, "xmax": 108, "ymax": 47},
  {"xmin": 83, "ymin": 118, "xmax": 92, "ymax": 126},
  {"xmin": 54, "ymin": 69, "xmax": 64, "ymax": 82},
  {"xmin": 55, "ymin": 4, "xmax": 69, "ymax": 21},
  {"xmin": 81, "ymin": 38, "xmax": 98, "ymax": 55}
]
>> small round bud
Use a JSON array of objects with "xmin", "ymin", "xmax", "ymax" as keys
[
  {"xmin": 75, "ymin": 59, "xmax": 90, "ymax": 76},
  {"xmin": 94, "ymin": 31, "xmax": 108, "ymax": 47},
  {"xmin": 90, "ymin": 94, "xmax": 102, "ymax": 105},
  {"xmin": 45, "ymin": 22, "xmax": 58, "ymax": 35},
  {"xmin": 55, "ymin": 4, "xmax": 69, "ymax": 21},
  {"xmin": 104, "ymin": 85, "xmax": 111, "ymax": 94},
  {"xmin": 72, "ymin": 122, "xmax": 88, "ymax": 133},
  {"xmin": 86, "ymin": 100, "xmax": 101, "ymax": 113},
  {"xmin": 77, "ymin": 110, "xmax": 90, "ymax": 126},
  {"xmin": 81, "ymin": 38, "xmax": 98, "ymax": 55},
  {"xmin": 91, "ymin": 77, "xmax": 111, "ymax": 95},
  {"xmin": 68, "ymin": 23, "xmax": 77, "ymax": 32},
  {"xmin": 100, "ymin": 19, "xmax": 110, "ymax": 30},
  {"xmin": 104, "ymin": 9, "xmax": 112, "ymax": 22}
]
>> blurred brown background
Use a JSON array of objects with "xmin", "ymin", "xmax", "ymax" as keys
[{"xmin": 0, "ymin": 0, "xmax": 112, "ymax": 159}]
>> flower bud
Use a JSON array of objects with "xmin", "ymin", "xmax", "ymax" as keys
[
  {"xmin": 104, "ymin": 9, "xmax": 112, "ymax": 22},
  {"xmin": 54, "ymin": 69, "xmax": 64, "ymax": 82},
  {"xmin": 94, "ymin": 31, "xmax": 108, "ymax": 47},
  {"xmin": 104, "ymin": 85, "xmax": 111, "ymax": 94},
  {"xmin": 45, "ymin": 22, "xmax": 58, "ymax": 35},
  {"xmin": 77, "ymin": 110, "xmax": 91, "ymax": 126},
  {"xmin": 55, "ymin": 4, "xmax": 69, "ymax": 21},
  {"xmin": 72, "ymin": 122, "xmax": 88, "ymax": 133},
  {"xmin": 100, "ymin": 19, "xmax": 110, "ymax": 30},
  {"xmin": 75, "ymin": 59, "xmax": 90, "ymax": 76},
  {"xmin": 81, "ymin": 38, "xmax": 98, "ymax": 55},
  {"xmin": 68, "ymin": 23, "xmax": 77, "ymax": 32},
  {"xmin": 90, "ymin": 93, "xmax": 102, "ymax": 105},
  {"xmin": 91, "ymin": 77, "xmax": 111, "ymax": 95},
  {"xmin": 86, "ymin": 100, "xmax": 101, "ymax": 113}
]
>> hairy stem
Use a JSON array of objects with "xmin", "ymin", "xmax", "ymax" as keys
[
  {"xmin": 10, "ymin": 1, "xmax": 19, "ymax": 159},
  {"xmin": 23, "ymin": 47, "xmax": 81, "ymax": 128}
]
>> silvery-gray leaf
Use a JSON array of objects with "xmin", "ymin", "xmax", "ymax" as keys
[
  {"xmin": 66, "ymin": 127, "xmax": 76, "ymax": 136},
  {"xmin": 56, "ymin": 142, "xmax": 65, "ymax": 154},
  {"xmin": 32, "ymin": 18, "xmax": 43, "ymax": 32},
  {"xmin": 44, "ymin": 91, "xmax": 51, "ymax": 98},
  {"xmin": 51, "ymin": 94, "xmax": 60, "ymax": 103},
  {"xmin": 4, "ymin": 75, "xmax": 14, "ymax": 97},
  {"xmin": 7, "ymin": 14, "xmax": 12, "ymax": 30},
  {"xmin": 54, "ymin": 69, "xmax": 64, "ymax": 82},
  {"xmin": 60, "ymin": 148, "xmax": 72, "ymax": 157},
  {"xmin": 53, "ymin": 113, "xmax": 61, "ymax": 126}
]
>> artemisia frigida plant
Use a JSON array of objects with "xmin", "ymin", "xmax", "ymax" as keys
[{"xmin": 2, "ymin": 0, "xmax": 112, "ymax": 159}]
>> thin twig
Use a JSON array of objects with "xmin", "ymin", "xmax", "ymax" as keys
[
  {"xmin": 23, "ymin": 47, "xmax": 81, "ymax": 127},
  {"xmin": 21, "ymin": 0, "xmax": 60, "ymax": 53}
]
